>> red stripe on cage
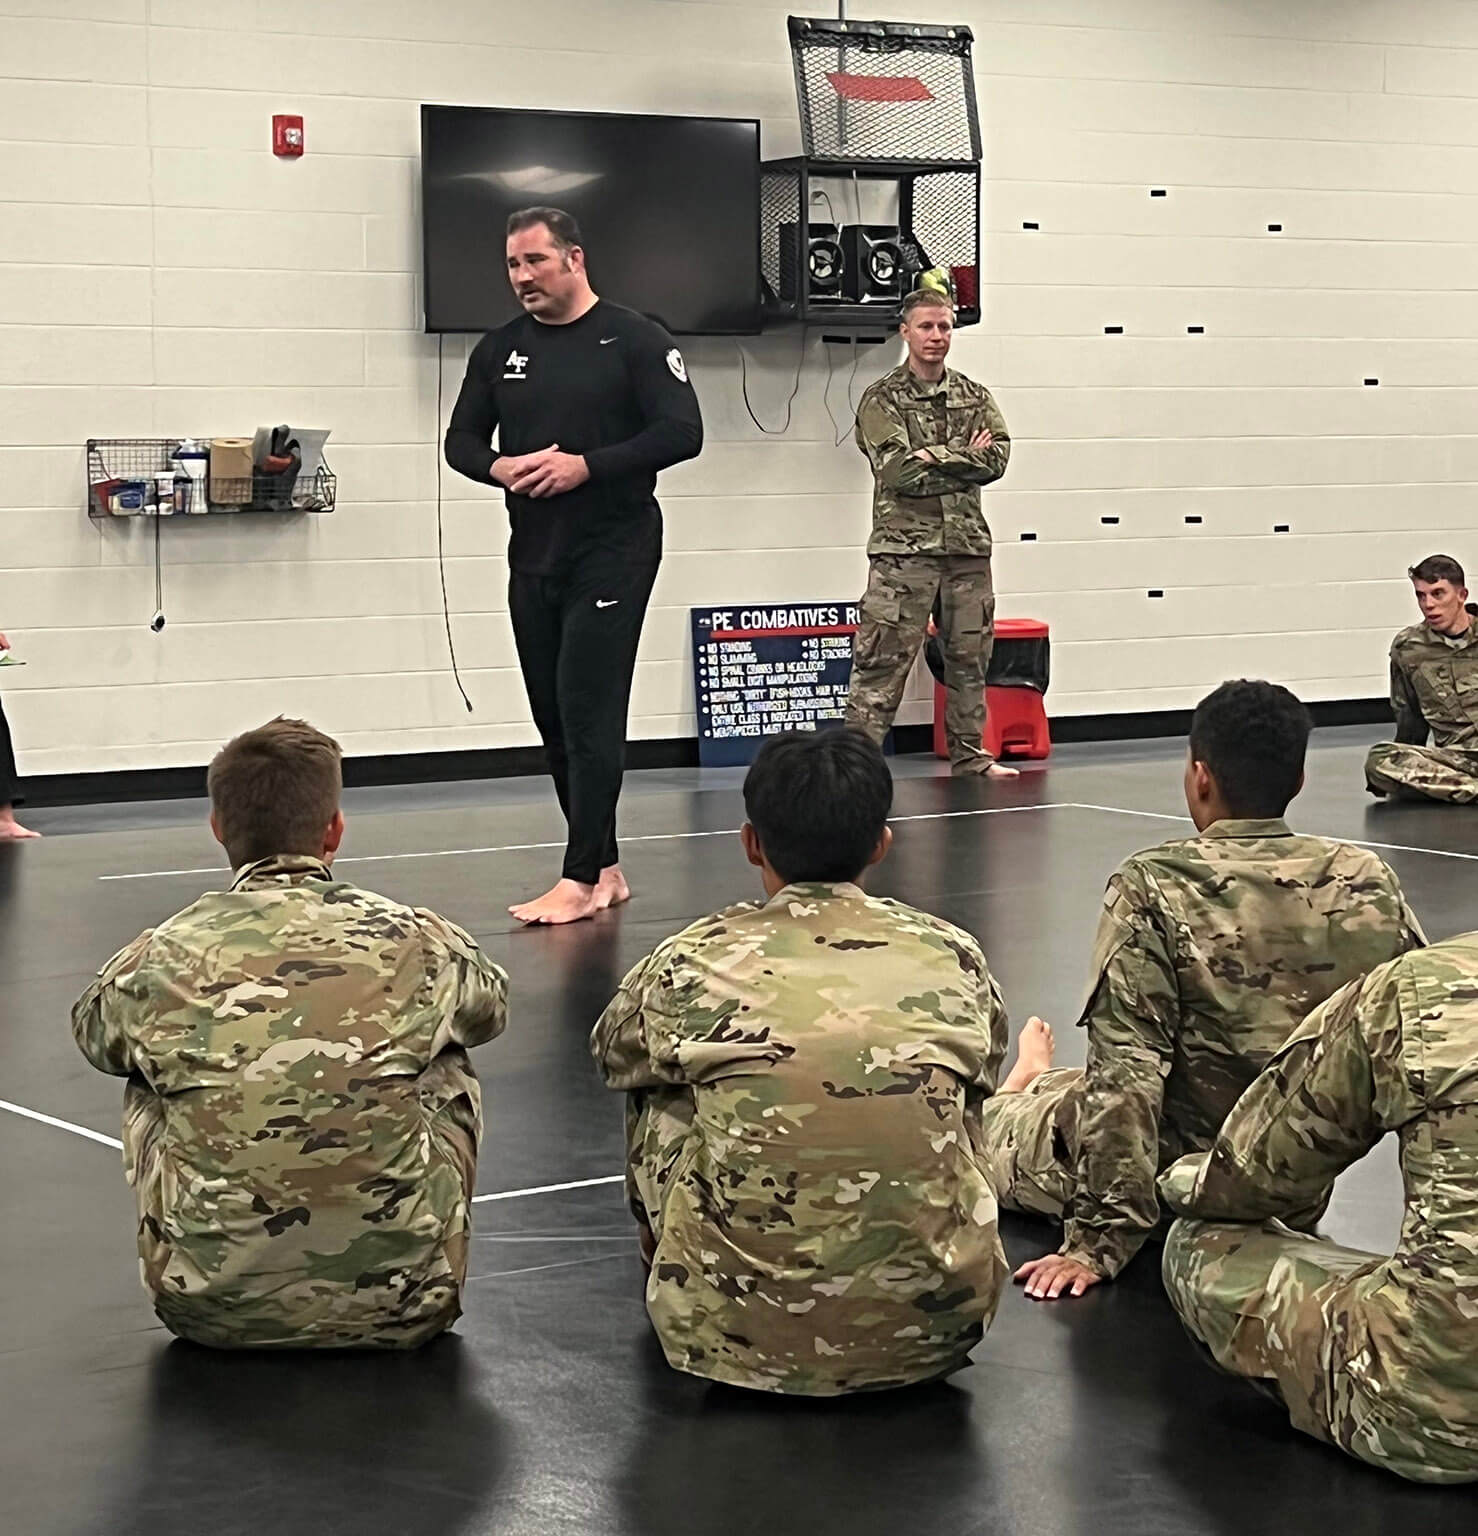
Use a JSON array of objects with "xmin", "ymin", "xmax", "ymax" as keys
[{"xmin": 825, "ymin": 71, "xmax": 933, "ymax": 103}]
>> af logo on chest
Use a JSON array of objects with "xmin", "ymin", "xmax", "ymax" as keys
[
  {"xmin": 503, "ymin": 349, "xmax": 530, "ymax": 381},
  {"xmin": 666, "ymin": 348, "xmax": 687, "ymax": 383}
]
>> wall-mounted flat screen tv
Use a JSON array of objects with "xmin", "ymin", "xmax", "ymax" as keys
[{"xmin": 421, "ymin": 104, "xmax": 761, "ymax": 335}]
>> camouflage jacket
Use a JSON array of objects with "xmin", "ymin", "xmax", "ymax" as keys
[
  {"xmin": 1389, "ymin": 614, "xmax": 1478, "ymax": 747},
  {"xmin": 72, "ymin": 853, "xmax": 509, "ymax": 1348},
  {"xmin": 1062, "ymin": 819, "xmax": 1424, "ymax": 1279},
  {"xmin": 854, "ymin": 364, "xmax": 1010, "ymax": 557},
  {"xmin": 590, "ymin": 880, "xmax": 1009, "ymax": 1394},
  {"xmin": 1161, "ymin": 933, "xmax": 1478, "ymax": 1482}
]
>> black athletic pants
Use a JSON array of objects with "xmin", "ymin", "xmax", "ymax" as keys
[
  {"xmin": 0, "ymin": 696, "xmax": 18, "ymax": 807},
  {"xmin": 508, "ymin": 558, "xmax": 658, "ymax": 886}
]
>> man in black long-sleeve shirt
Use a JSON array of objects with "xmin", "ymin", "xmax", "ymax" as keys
[{"xmin": 445, "ymin": 206, "xmax": 703, "ymax": 924}]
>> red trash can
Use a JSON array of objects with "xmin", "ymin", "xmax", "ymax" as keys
[{"xmin": 932, "ymin": 617, "xmax": 1051, "ymax": 761}]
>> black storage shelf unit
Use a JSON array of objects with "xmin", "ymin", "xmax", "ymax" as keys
[
  {"xmin": 761, "ymin": 155, "xmax": 982, "ymax": 329},
  {"xmin": 86, "ymin": 438, "xmax": 336, "ymax": 520},
  {"xmin": 767, "ymin": 20, "xmax": 985, "ymax": 331}
]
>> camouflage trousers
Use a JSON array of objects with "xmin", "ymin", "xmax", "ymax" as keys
[
  {"xmin": 1364, "ymin": 742, "xmax": 1478, "ymax": 804},
  {"xmin": 976, "ymin": 1067, "xmax": 1083, "ymax": 1220},
  {"xmin": 121, "ymin": 1058, "xmax": 480, "ymax": 1350},
  {"xmin": 845, "ymin": 553, "xmax": 995, "ymax": 772},
  {"xmin": 624, "ymin": 1087, "xmax": 694, "ymax": 1238},
  {"xmin": 1163, "ymin": 1218, "xmax": 1478, "ymax": 1484}
]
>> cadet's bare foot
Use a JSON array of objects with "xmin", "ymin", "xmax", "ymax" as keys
[
  {"xmin": 509, "ymin": 878, "xmax": 601, "ymax": 925},
  {"xmin": 0, "ymin": 813, "xmax": 38, "ymax": 840},
  {"xmin": 1000, "ymin": 1016, "xmax": 1054, "ymax": 1094},
  {"xmin": 596, "ymin": 865, "xmax": 631, "ymax": 910},
  {"xmin": 951, "ymin": 758, "xmax": 1020, "ymax": 779}
]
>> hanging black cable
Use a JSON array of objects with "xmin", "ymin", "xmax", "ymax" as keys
[
  {"xmin": 737, "ymin": 330, "xmax": 806, "ymax": 435},
  {"xmin": 823, "ymin": 338, "xmax": 865, "ymax": 447},
  {"xmin": 153, "ymin": 499, "xmax": 164, "ymax": 627},
  {"xmin": 436, "ymin": 332, "xmax": 473, "ymax": 712}
]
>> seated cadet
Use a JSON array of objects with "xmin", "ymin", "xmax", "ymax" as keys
[
  {"xmin": 72, "ymin": 717, "xmax": 508, "ymax": 1349},
  {"xmin": 1365, "ymin": 553, "xmax": 1478, "ymax": 804},
  {"xmin": 1160, "ymin": 934, "xmax": 1478, "ymax": 1484},
  {"xmin": 977, "ymin": 679, "xmax": 1424, "ymax": 1301},
  {"xmin": 590, "ymin": 727, "xmax": 1009, "ymax": 1395}
]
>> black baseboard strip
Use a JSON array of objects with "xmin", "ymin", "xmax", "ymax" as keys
[
  {"xmin": 1050, "ymin": 697, "xmax": 1390, "ymax": 744},
  {"xmin": 15, "ymin": 703, "xmax": 1390, "ymax": 809}
]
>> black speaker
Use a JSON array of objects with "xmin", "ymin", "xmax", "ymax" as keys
[
  {"xmin": 779, "ymin": 221, "xmax": 845, "ymax": 303},
  {"xmin": 840, "ymin": 224, "xmax": 908, "ymax": 303}
]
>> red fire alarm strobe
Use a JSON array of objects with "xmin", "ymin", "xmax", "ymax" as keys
[{"xmin": 273, "ymin": 115, "xmax": 304, "ymax": 156}]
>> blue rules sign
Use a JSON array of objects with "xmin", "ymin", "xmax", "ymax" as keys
[{"xmin": 691, "ymin": 603, "xmax": 860, "ymax": 767}]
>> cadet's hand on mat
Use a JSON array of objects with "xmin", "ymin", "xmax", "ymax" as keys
[
  {"xmin": 0, "ymin": 633, "xmax": 9, "ymax": 650},
  {"xmin": 510, "ymin": 446, "xmax": 590, "ymax": 499},
  {"xmin": 1014, "ymin": 1253, "xmax": 1102, "ymax": 1300}
]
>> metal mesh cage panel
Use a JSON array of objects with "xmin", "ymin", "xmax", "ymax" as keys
[
  {"xmin": 908, "ymin": 169, "xmax": 978, "ymax": 270},
  {"xmin": 790, "ymin": 16, "xmax": 979, "ymax": 163},
  {"xmin": 761, "ymin": 165, "xmax": 803, "ymax": 309}
]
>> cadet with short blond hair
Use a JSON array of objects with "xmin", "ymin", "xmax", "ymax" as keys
[
  {"xmin": 73, "ymin": 717, "xmax": 509, "ymax": 1349},
  {"xmin": 845, "ymin": 289, "xmax": 1013, "ymax": 777}
]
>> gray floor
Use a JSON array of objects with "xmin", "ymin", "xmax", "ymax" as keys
[{"xmin": 2, "ymin": 726, "xmax": 1475, "ymax": 1534}]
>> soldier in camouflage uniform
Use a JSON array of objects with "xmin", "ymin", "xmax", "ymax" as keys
[
  {"xmin": 977, "ymin": 681, "xmax": 1424, "ymax": 1300},
  {"xmin": 590, "ymin": 728, "xmax": 1010, "ymax": 1393},
  {"xmin": 72, "ymin": 718, "xmax": 508, "ymax": 1349},
  {"xmin": 844, "ymin": 289, "xmax": 1013, "ymax": 777},
  {"xmin": 1365, "ymin": 553, "xmax": 1478, "ymax": 803},
  {"xmin": 1161, "ymin": 933, "xmax": 1478, "ymax": 1484}
]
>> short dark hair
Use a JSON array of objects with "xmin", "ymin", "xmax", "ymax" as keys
[
  {"xmin": 743, "ymin": 728, "xmax": 892, "ymax": 884},
  {"xmin": 1187, "ymin": 681, "xmax": 1312, "ymax": 820},
  {"xmin": 1409, "ymin": 554, "xmax": 1465, "ymax": 588},
  {"xmin": 900, "ymin": 288, "xmax": 953, "ymax": 322},
  {"xmin": 207, "ymin": 717, "xmax": 343, "ymax": 869},
  {"xmin": 506, "ymin": 206, "xmax": 582, "ymax": 252}
]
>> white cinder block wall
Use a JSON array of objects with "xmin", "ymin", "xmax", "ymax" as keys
[{"xmin": 3, "ymin": 0, "xmax": 1475, "ymax": 774}]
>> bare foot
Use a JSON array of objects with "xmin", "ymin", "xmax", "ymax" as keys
[
  {"xmin": 1000, "ymin": 1016, "xmax": 1054, "ymax": 1094},
  {"xmin": 509, "ymin": 877, "xmax": 601, "ymax": 926},
  {"xmin": 596, "ymin": 865, "xmax": 631, "ymax": 911},
  {"xmin": 0, "ymin": 816, "xmax": 39, "ymax": 840},
  {"xmin": 951, "ymin": 757, "xmax": 1021, "ymax": 779}
]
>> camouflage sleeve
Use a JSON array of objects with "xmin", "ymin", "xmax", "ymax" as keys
[
  {"xmin": 1061, "ymin": 867, "xmax": 1180, "ymax": 1278},
  {"xmin": 590, "ymin": 946, "xmax": 681, "ymax": 1092},
  {"xmin": 983, "ymin": 964, "xmax": 1010, "ymax": 1091},
  {"xmin": 1159, "ymin": 967, "xmax": 1394, "ymax": 1220},
  {"xmin": 71, "ymin": 930, "xmax": 155, "ymax": 1076},
  {"xmin": 415, "ymin": 909, "xmax": 509, "ymax": 1052},
  {"xmin": 1390, "ymin": 644, "xmax": 1428, "ymax": 746},
  {"xmin": 1383, "ymin": 865, "xmax": 1428, "ymax": 952},
  {"xmin": 921, "ymin": 387, "xmax": 1011, "ymax": 487},
  {"xmin": 854, "ymin": 388, "xmax": 976, "ymax": 499}
]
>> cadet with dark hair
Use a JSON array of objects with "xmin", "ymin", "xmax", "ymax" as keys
[
  {"xmin": 73, "ymin": 717, "xmax": 509, "ymax": 1349},
  {"xmin": 590, "ymin": 727, "xmax": 1011, "ymax": 1394},
  {"xmin": 446, "ymin": 205, "xmax": 703, "ymax": 926},
  {"xmin": 975, "ymin": 680, "xmax": 1424, "ymax": 1300},
  {"xmin": 1162, "ymin": 933, "xmax": 1478, "ymax": 1483},
  {"xmin": 1365, "ymin": 553, "xmax": 1478, "ymax": 803}
]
